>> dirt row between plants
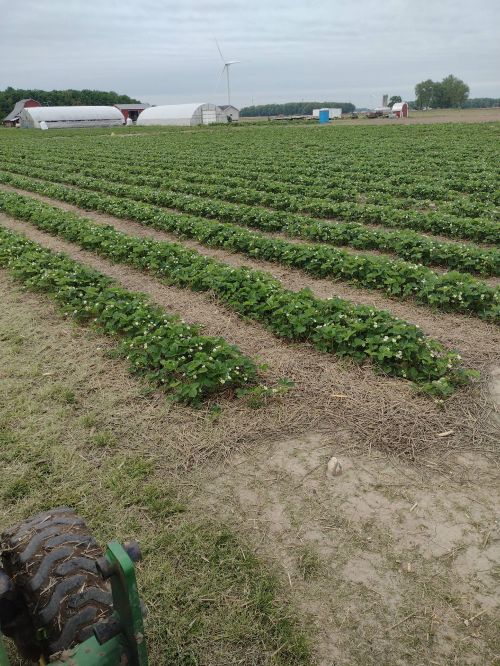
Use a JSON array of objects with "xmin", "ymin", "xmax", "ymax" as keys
[
  {"xmin": 1, "ymin": 183, "xmax": 498, "ymax": 370},
  {"xmin": 2, "ymin": 269, "xmax": 499, "ymax": 666},
  {"xmin": 1, "ymin": 211, "xmax": 498, "ymax": 462},
  {"xmin": 2, "ymin": 169, "xmax": 497, "ymax": 256}
]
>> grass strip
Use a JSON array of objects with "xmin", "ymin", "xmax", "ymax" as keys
[
  {"xmin": 0, "ymin": 169, "xmax": 498, "ymax": 321},
  {"xmin": 0, "ymin": 296, "xmax": 310, "ymax": 664},
  {"xmin": 0, "ymin": 189, "xmax": 474, "ymax": 396},
  {"xmin": 0, "ymin": 225, "xmax": 257, "ymax": 403}
]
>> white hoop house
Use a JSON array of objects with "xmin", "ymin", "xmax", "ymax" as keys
[
  {"xmin": 137, "ymin": 103, "xmax": 227, "ymax": 126},
  {"xmin": 20, "ymin": 106, "xmax": 124, "ymax": 129}
]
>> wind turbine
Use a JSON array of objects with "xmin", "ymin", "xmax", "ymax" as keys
[{"xmin": 215, "ymin": 39, "xmax": 240, "ymax": 107}]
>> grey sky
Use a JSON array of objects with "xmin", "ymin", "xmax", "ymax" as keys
[{"xmin": 1, "ymin": 0, "xmax": 498, "ymax": 108}]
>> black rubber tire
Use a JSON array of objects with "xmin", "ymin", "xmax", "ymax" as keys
[{"xmin": 1, "ymin": 507, "xmax": 113, "ymax": 661}]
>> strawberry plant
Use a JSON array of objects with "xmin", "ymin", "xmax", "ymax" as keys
[
  {"xmin": 0, "ymin": 226, "xmax": 257, "ymax": 403},
  {"xmin": 0, "ymin": 190, "xmax": 476, "ymax": 395},
  {"xmin": 0, "ymin": 173, "xmax": 497, "ymax": 321}
]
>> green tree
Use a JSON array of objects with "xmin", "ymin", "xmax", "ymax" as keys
[
  {"xmin": 463, "ymin": 97, "xmax": 500, "ymax": 108},
  {"xmin": 388, "ymin": 95, "xmax": 402, "ymax": 107},
  {"xmin": 240, "ymin": 101, "xmax": 355, "ymax": 117},
  {"xmin": 414, "ymin": 75, "xmax": 469, "ymax": 109},
  {"xmin": 414, "ymin": 79, "xmax": 435, "ymax": 109},
  {"xmin": 439, "ymin": 74, "xmax": 469, "ymax": 108},
  {"xmin": 0, "ymin": 88, "xmax": 142, "ymax": 118}
]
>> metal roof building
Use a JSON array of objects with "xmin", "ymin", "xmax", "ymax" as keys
[
  {"xmin": 219, "ymin": 104, "xmax": 240, "ymax": 121},
  {"xmin": 137, "ymin": 103, "xmax": 227, "ymax": 126},
  {"xmin": 392, "ymin": 102, "xmax": 409, "ymax": 118},
  {"xmin": 114, "ymin": 104, "xmax": 150, "ymax": 122},
  {"xmin": 20, "ymin": 106, "xmax": 124, "ymax": 129},
  {"xmin": 3, "ymin": 99, "xmax": 41, "ymax": 126}
]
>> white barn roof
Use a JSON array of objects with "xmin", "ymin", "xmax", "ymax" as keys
[
  {"xmin": 20, "ymin": 106, "xmax": 124, "ymax": 129},
  {"xmin": 4, "ymin": 99, "xmax": 38, "ymax": 122},
  {"xmin": 137, "ymin": 103, "xmax": 227, "ymax": 126},
  {"xmin": 392, "ymin": 102, "xmax": 407, "ymax": 112},
  {"xmin": 114, "ymin": 104, "xmax": 150, "ymax": 110}
]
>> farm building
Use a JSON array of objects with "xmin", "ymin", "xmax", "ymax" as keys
[
  {"xmin": 219, "ymin": 105, "xmax": 240, "ymax": 121},
  {"xmin": 374, "ymin": 106, "xmax": 391, "ymax": 116},
  {"xmin": 392, "ymin": 102, "xmax": 409, "ymax": 118},
  {"xmin": 114, "ymin": 103, "xmax": 150, "ymax": 122},
  {"xmin": 137, "ymin": 103, "xmax": 227, "ymax": 127},
  {"xmin": 312, "ymin": 108, "xmax": 342, "ymax": 119},
  {"xmin": 19, "ymin": 106, "xmax": 124, "ymax": 129},
  {"xmin": 3, "ymin": 99, "xmax": 41, "ymax": 127}
]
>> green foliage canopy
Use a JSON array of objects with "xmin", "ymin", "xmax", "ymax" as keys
[
  {"xmin": 0, "ymin": 87, "xmax": 141, "ymax": 118},
  {"xmin": 414, "ymin": 75, "xmax": 469, "ymax": 109},
  {"xmin": 240, "ymin": 101, "xmax": 355, "ymax": 117},
  {"xmin": 388, "ymin": 95, "xmax": 402, "ymax": 107}
]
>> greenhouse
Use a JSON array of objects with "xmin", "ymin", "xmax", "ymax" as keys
[
  {"xmin": 137, "ymin": 103, "xmax": 227, "ymax": 126},
  {"xmin": 19, "ymin": 106, "xmax": 124, "ymax": 129}
]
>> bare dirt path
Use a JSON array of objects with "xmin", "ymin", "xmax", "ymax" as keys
[
  {"xmin": 191, "ymin": 433, "xmax": 500, "ymax": 665},
  {"xmin": 1, "ymin": 184, "xmax": 498, "ymax": 372}
]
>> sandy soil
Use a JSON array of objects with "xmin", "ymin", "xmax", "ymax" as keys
[{"xmin": 192, "ymin": 433, "xmax": 500, "ymax": 664}]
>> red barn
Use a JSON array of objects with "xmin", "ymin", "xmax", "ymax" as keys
[
  {"xmin": 114, "ymin": 104, "xmax": 150, "ymax": 123},
  {"xmin": 392, "ymin": 102, "xmax": 409, "ymax": 118},
  {"xmin": 3, "ymin": 99, "xmax": 41, "ymax": 126}
]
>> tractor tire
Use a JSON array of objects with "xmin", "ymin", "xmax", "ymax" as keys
[{"xmin": 1, "ymin": 507, "xmax": 113, "ymax": 661}]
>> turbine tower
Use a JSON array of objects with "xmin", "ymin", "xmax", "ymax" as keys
[{"xmin": 215, "ymin": 39, "xmax": 240, "ymax": 106}]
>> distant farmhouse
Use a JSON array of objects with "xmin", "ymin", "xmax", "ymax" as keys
[
  {"xmin": 3, "ymin": 98, "xmax": 41, "ymax": 126},
  {"xmin": 392, "ymin": 101, "xmax": 409, "ymax": 118},
  {"xmin": 114, "ymin": 103, "xmax": 150, "ymax": 122},
  {"xmin": 219, "ymin": 104, "xmax": 240, "ymax": 121}
]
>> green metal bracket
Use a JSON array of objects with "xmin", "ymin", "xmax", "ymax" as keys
[
  {"xmin": 0, "ymin": 635, "xmax": 10, "ymax": 666},
  {"xmin": 104, "ymin": 541, "xmax": 148, "ymax": 666},
  {"xmin": 49, "ymin": 634, "xmax": 126, "ymax": 665},
  {"xmin": 0, "ymin": 541, "xmax": 149, "ymax": 666}
]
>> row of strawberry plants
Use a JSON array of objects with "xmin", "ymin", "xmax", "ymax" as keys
[
  {"xmin": 1, "ymin": 171, "xmax": 497, "ymax": 321},
  {"xmin": 11, "ymin": 145, "xmax": 494, "ymax": 219},
  {"xmin": 11, "ymin": 124, "xmax": 496, "ymax": 202},
  {"xmin": 8, "ymin": 148, "xmax": 497, "ymax": 236},
  {"xmin": 95, "ymin": 127, "xmax": 500, "ymax": 199},
  {"xmin": 4, "ymin": 157, "xmax": 497, "ymax": 275},
  {"xmin": 96, "ymin": 158, "xmax": 496, "ymax": 219},
  {"xmin": 3, "ymin": 159, "xmax": 497, "ymax": 246},
  {"xmin": 45, "ymin": 159, "xmax": 500, "ymax": 271},
  {"xmin": 0, "ymin": 226, "xmax": 257, "ymax": 403},
  {"xmin": 7, "ymin": 144, "xmax": 498, "ymax": 231},
  {"xmin": 0, "ymin": 189, "xmax": 474, "ymax": 396}
]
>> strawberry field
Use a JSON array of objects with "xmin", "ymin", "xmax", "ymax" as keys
[
  {"xmin": 0, "ymin": 122, "xmax": 498, "ymax": 403},
  {"xmin": 1, "ymin": 120, "xmax": 499, "ymax": 665}
]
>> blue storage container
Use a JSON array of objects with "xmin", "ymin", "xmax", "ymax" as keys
[{"xmin": 319, "ymin": 108, "xmax": 329, "ymax": 124}]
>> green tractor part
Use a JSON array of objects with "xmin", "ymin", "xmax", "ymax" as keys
[{"xmin": 0, "ymin": 508, "xmax": 148, "ymax": 665}]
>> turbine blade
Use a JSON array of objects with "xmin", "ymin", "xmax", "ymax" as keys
[
  {"xmin": 214, "ymin": 37, "xmax": 225, "ymax": 62},
  {"xmin": 214, "ymin": 65, "xmax": 227, "ymax": 94}
]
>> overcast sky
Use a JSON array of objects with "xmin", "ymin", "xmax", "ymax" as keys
[{"xmin": 1, "ymin": 0, "xmax": 498, "ymax": 108}]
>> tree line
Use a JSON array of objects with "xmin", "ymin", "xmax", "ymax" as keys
[
  {"xmin": 461, "ymin": 98, "xmax": 500, "ymax": 109},
  {"xmin": 0, "ymin": 88, "xmax": 141, "ymax": 118},
  {"xmin": 240, "ymin": 101, "xmax": 355, "ymax": 117},
  {"xmin": 414, "ymin": 75, "xmax": 470, "ymax": 109}
]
